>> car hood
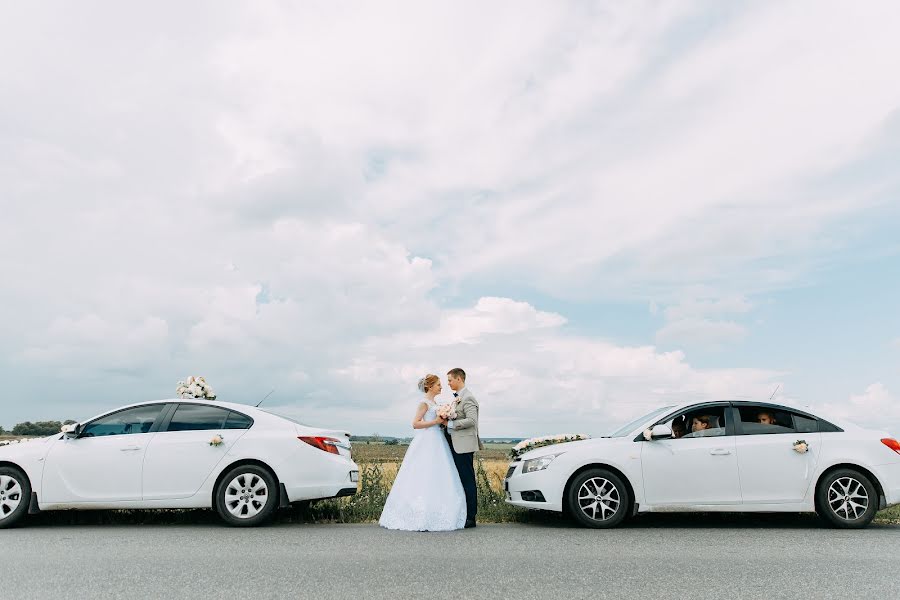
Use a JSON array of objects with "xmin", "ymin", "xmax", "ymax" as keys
[{"xmin": 517, "ymin": 437, "xmax": 617, "ymax": 460}]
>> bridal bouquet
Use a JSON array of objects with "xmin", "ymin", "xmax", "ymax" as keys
[
  {"xmin": 176, "ymin": 376, "xmax": 217, "ymax": 400},
  {"xmin": 511, "ymin": 434, "xmax": 590, "ymax": 459},
  {"xmin": 436, "ymin": 402, "xmax": 457, "ymax": 420}
]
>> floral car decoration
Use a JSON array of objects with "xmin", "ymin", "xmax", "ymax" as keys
[
  {"xmin": 176, "ymin": 376, "xmax": 217, "ymax": 400},
  {"xmin": 510, "ymin": 434, "xmax": 590, "ymax": 459}
]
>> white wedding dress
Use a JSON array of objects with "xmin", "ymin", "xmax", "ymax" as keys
[{"xmin": 379, "ymin": 399, "xmax": 467, "ymax": 531}]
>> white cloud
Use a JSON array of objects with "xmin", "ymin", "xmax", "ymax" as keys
[
  {"xmin": 0, "ymin": 1, "xmax": 898, "ymax": 436},
  {"xmin": 21, "ymin": 314, "xmax": 170, "ymax": 374},
  {"xmin": 656, "ymin": 318, "xmax": 747, "ymax": 348},
  {"xmin": 654, "ymin": 294, "xmax": 752, "ymax": 348},
  {"xmin": 415, "ymin": 297, "xmax": 566, "ymax": 346},
  {"xmin": 821, "ymin": 383, "xmax": 900, "ymax": 435},
  {"xmin": 326, "ymin": 297, "xmax": 780, "ymax": 437}
]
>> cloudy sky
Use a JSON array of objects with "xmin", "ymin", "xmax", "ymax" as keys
[{"xmin": 2, "ymin": 1, "xmax": 899, "ymax": 438}]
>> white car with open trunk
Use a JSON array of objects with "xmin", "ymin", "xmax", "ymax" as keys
[
  {"xmin": 505, "ymin": 400, "xmax": 900, "ymax": 528},
  {"xmin": 0, "ymin": 399, "xmax": 359, "ymax": 528}
]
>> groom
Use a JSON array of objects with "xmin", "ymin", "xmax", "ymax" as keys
[{"xmin": 444, "ymin": 368, "xmax": 483, "ymax": 528}]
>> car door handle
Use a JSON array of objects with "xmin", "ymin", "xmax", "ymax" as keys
[
  {"xmin": 709, "ymin": 449, "xmax": 731, "ymax": 455},
  {"xmin": 120, "ymin": 446, "xmax": 142, "ymax": 452}
]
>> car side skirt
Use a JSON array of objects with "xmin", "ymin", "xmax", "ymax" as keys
[{"xmin": 638, "ymin": 501, "xmax": 816, "ymax": 513}]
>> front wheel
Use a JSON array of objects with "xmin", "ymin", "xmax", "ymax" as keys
[
  {"xmin": 215, "ymin": 465, "xmax": 278, "ymax": 527},
  {"xmin": 816, "ymin": 469, "xmax": 878, "ymax": 529},
  {"xmin": 0, "ymin": 466, "xmax": 31, "ymax": 529},
  {"xmin": 567, "ymin": 468, "xmax": 630, "ymax": 529}
]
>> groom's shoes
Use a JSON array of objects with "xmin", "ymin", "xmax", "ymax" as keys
[{"xmin": 464, "ymin": 519, "xmax": 477, "ymax": 529}]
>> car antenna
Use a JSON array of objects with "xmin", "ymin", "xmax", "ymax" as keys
[
  {"xmin": 256, "ymin": 389, "xmax": 275, "ymax": 407},
  {"xmin": 769, "ymin": 384, "xmax": 781, "ymax": 400}
]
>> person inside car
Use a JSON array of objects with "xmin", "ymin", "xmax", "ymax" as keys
[
  {"xmin": 691, "ymin": 415, "xmax": 713, "ymax": 433},
  {"xmin": 671, "ymin": 417, "xmax": 686, "ymax": 439},
  {"xmin": 756, "ymin": 411, "xmax": 777, "ymax": 426}
]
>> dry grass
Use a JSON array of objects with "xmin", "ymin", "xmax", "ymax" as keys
[
  {"xmin": 350, "ymin": 443, "xmax": 511, "ymax": 463},
  {"xmin": 351, "ymin": 444, "xmax": 510, "ymax": 483},
  {"xmin": 876, "ymin": 504, "xmax": 900, "ymax": 524}
]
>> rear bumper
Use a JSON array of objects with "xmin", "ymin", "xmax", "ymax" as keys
[
  {"xmin": 282, "ymin": 460, "xmax": 360, "ymax": 502},
  {"xmin": 875, "ymin": 462, "xmax": 900, "ymax": 506}
]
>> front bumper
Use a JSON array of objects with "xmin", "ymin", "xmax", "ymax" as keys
[{"xmin": 504, "ymin": 461, "xmax": 564, "ymax": 512}]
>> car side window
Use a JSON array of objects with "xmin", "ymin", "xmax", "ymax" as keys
[
  {"xmin": 80, "ymin": 405, "xmax": 165, "ymax": 437},
  {"xmin": 666, "ymin": 406, "xmax": 728, "ymax": 439},
  {"xmin": 223, "ymin": 411, "xmax": 253, "ymax": 430},
  {"xmin": 793, "ymin": 414, "xmax": 819, "ymax": 433},
  {"xmin": 166, "ymin": 404, "xmax": 231, "ymax": 432},
  {"xmin": 735, "ymin": 406, "xmax": 796, "ymax": 435}
]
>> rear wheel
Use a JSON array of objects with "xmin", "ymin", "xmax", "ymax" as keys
[
  {"xmin": 0, "ymin": 466, "xmax": 31, "ymax": 529},
  {"xmin": 816, "ymin": 468, "xmax": 878, "ymax": 529},
  {"xmin": 567, "ymin": 468, "xmax": 630, "ymax": 529},
  {"xmin": 215, "ymin": 465, "xmax": 278, "ymax": 527}
]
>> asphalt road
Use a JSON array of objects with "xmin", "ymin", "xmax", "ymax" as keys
[{"xmin": 3, "ymin": 517, "xmax": 899, "ymax": 599}]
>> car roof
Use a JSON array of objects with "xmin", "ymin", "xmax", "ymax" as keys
[
  {"xmin": 638, "ymin": 399, "xmax": 854, "ymax": 431},
  {"xmin": 79, "ymin": 398, "xmax": 268, "ymax": 424}
]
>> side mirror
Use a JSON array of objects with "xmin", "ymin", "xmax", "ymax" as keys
[
  {"xmin": 61, "ymin": 423, "xmax": 82, "ymax": 437},
  {"xmin": 643, "ymin": 424, "xmax": 672, "ymax": 441}
]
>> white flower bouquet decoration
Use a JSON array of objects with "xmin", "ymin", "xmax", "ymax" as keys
[
  {"xmin": 176, "ymin": 376, "xmax": 217, "ymax": 400},
  {"xmin": 511, "ymin": 434, "xmax": 590, "ymax": 459},
  {"xmin": 793, "ymin": 439, "xmax": 809, "ymax": 453}
]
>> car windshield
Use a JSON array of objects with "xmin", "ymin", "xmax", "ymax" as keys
[
  {"xmin": 607, "ymin": 406, "xmax": 675, "ymax": 437},
  {"xmin": 259, "ymin": 409, "xmax": 310, "ymax": 427}
]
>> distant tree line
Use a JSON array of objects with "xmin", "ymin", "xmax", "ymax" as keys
[{"xmin": 6, "ymin": 420, "xmax": 76, "ymax": 436}]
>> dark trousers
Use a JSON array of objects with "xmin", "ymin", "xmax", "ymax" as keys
[{"xmin": 447, "ymin": 433, "xmax": 477, "ymax": 521}]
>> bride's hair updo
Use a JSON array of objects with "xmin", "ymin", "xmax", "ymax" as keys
[{"xmin": 418, "ymin": 374, "xmax": 440, "ymax": 393}]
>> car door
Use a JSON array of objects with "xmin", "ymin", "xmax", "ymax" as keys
[
  {"xmin": 141, "ymin": 403, "xmax": 252, "ymax": 500},
  {"xmin": 732, "ymin": 404, "xmax": 822, "ymax": 503},
  {"xmin": 640, "ymin": 403, "xmax": 741, "ymax": 505},
  {"xmin": 41, "ymin": 404, "xmax": 167, "ymax": 503}
]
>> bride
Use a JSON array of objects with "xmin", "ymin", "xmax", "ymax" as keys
[{"xmin": 379, "ymin": 374, "xmax": 467, "ymax": 531}]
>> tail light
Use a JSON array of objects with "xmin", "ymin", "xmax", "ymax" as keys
[
  {"xmin": 299, "ymin": 436, "xmax": 341, "ymax": 455},
  {"xmin": 881, "ymin": 438, "xmax": 900, "ymax": 455}
]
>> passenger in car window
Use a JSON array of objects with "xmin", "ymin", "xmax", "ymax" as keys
[
  {"xmin": 671, "ymin": 418, "xmax": 686, "ymax": 439},
  {"xmin": 756, "ymin": 411, "xmax": 777, "ymax": 425},
  {"xmin": 691, "ymin": 415, "xmax": 712, "ymax": 433}
]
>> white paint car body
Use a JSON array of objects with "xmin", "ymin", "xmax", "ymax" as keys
[
  {"xmin": 0, "ymin": 399, "xmax": 359, "ymax": 525},
  {"xmin": 505, "ymin": 401, "xmax": 900, "ymax": 528}
]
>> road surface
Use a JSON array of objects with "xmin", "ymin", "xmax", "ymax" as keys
[{"xmin": 3, "ymin": 517, "xmax": 899, "ymax": 599}]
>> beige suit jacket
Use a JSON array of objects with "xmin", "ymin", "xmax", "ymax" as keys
[{"xmin": 448, "ymin": 387, "xmax": 484, "ymax": 454}]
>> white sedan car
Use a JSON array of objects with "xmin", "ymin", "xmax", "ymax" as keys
[
  {"xmin": 505, "ymin": 400, "xmax": 900, "ymax": 528},
  {"xmin": 0, "ymin": 399, "xmax": 359, "ymax": 528}
]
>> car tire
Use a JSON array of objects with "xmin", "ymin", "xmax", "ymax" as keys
[
  {"xmin": 567, "ymin": 468, "xmax": 630, "ymax": 529},
  {"xmin": 215, "ymin": 464, "xmax": 278, "ymax": 527},
  {"xmin": 0, "ymin": 466, "xmax": 31, "ymax": 529},
  {"xmin": 816, "ymin": 468, "xmax": 878, "ymax": 529}
]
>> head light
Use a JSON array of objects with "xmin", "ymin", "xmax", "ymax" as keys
[{"xmin": 522, "ymin": 453, "xmax": 563, "ymax": 473}]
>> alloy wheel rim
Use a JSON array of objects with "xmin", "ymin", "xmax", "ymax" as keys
[
  {"xmin": 577, "ymin": 477, "xmax": 620, "ymax": 521},
  {"xmin": 0, "ymin": 475, "xmax": 23, "ymax": 521},
  {"xmin": 827, "ymin": 476, "xmax": 868, "ymax": 520},
  {"xmin": 225, "ymin": 473, "xmax": 269, "ymax": 519}
]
